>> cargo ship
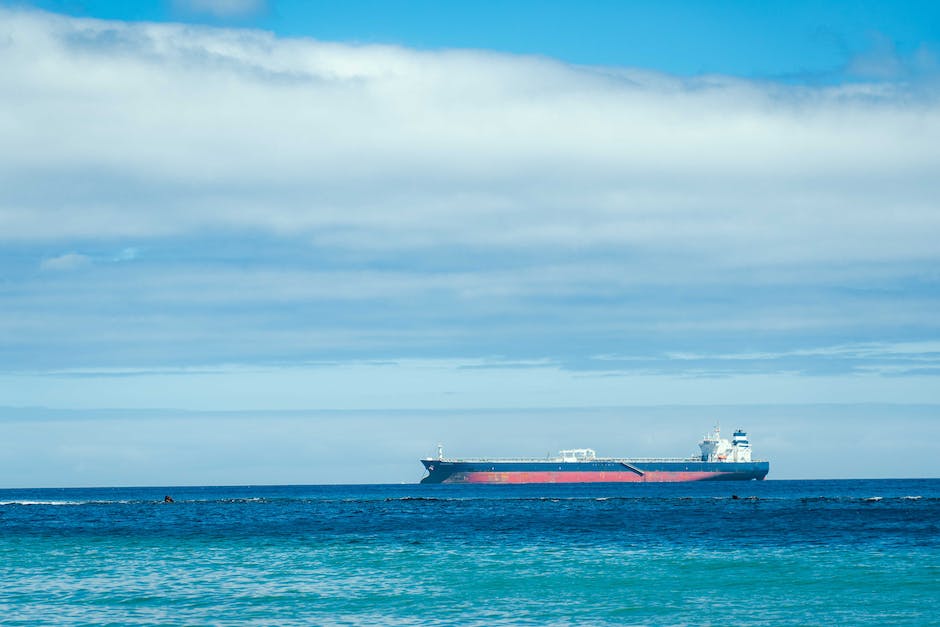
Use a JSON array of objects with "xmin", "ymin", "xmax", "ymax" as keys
[{"xmin": 420, "ymin": 427, "xmax": 769, "ymax": 484}]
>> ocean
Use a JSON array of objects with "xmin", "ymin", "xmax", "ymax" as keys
[{"xmin": 1, "ymin": 479, "xmax": 937, "ymax": 626}]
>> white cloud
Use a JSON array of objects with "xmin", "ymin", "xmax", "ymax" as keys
[
  {"xmin": 40, "ymin": 253, "xmax": 91, "ymax": 271},
  {"xmin": 584, "ymin": 341, "xmax": 940, "ymax": 379},
  {"xmin": 846, "ymin": 32, "xmax": 940, "ymax": 80},
  {"xmin": 1, "ymin": 9, "xmax": 938, "ymax": 383},
  {"xmin": 173, "ymin": 0, "xmax": 266, "ymax": 18},
  {"xmin": 658, "ymin": 341, "xmax": 940, "ymax": 362},
  {"xmin": 112, "ymin": 247, "xmax": 139, "ymax": 262},
  {"xmin": 3, "ymin": 359, "xmax": 940, "ymax": 411},
  {"xmin": 0, "ymin": 9, "xmax": 938, "ymax": 276}
]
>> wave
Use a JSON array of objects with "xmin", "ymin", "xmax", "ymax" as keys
[
  {"xmin": 0, "ymin": 499, "xmax": 134, "ymax": 506},
  {"xmin": 217, "ymin": 497, "xmax": 267, "ymax": 504},
  {"xmin": 2, "ymin": 494, "xmax": 935, "ymax": 507}
]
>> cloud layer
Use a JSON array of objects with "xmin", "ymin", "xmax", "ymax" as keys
[
  {"xmin": 2, "ymin": 9, "xmax": 938, "ymax": 261},
  {"xmin": 0, "ymin": 9, "xmax": 938, "ymax": 391},
  {"xmin": 173, "ymin": 0, "xmax": 267, "ymax": 18}
]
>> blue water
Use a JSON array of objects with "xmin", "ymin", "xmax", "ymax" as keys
[{"xmin": 1, "ymin": 480, "xmax": 938, "ymax": 625}]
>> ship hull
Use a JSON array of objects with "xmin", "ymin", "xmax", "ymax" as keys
[{"xmin": 420, "ymin": 460, "xmax": 769, "ymax": 484}]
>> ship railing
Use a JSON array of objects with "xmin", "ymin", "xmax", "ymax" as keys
[{"xmin": 432, "ymin": 456, "xmax": 706, "ymax": 463}]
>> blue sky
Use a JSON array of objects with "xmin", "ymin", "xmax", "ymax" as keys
[{"xmin": 1, "ymin": 0, "xmax": 938, "ymax": 485}]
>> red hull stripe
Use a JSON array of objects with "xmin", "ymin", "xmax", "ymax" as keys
[{"xmin": 443, "ymin": 471, "xmax": 728, "ymax": 484}]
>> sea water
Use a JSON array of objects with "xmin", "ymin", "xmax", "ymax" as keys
[{"xmin": 1, "ymin": 479, "xmax": 937, "ymax": 626}]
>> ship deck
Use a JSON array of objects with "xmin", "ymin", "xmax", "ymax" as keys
[{"xmin": 426, "ymin": 457, "xmax": 767, "ymax": 463}]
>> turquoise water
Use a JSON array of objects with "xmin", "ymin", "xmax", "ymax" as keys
[{"xmin": 1, "ymin": 480, "xmax": 938, "ymax": 625}]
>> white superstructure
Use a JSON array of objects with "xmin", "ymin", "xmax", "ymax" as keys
[
  {"xmin": 698, "ymin": 426, "xmax": 752, "ymax": 462},
  {"xmin": 559, "ymin": 448, "xmax": 596, "ymax": 462}
]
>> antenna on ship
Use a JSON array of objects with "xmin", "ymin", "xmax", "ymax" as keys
[{"xmin": 437, "ymin": 443, "xmax": 444, "ymax": 461}]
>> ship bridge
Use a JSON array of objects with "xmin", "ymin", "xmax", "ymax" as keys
[{"xmin": 559, "ymin": 448, "xmax": 596, "ymax": 462}]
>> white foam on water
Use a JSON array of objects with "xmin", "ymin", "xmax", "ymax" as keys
[
  {"xmin": 0, "ymin": 499, "xmax": 133, "ymax": 506},
  {"xmin": 0, "ymin": 500, "xmax": 86, "ymax": 506}
]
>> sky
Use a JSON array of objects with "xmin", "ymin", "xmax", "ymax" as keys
[{"xmin": 1, "ymin": 0, "xmax": 939, "ymax": 486}]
